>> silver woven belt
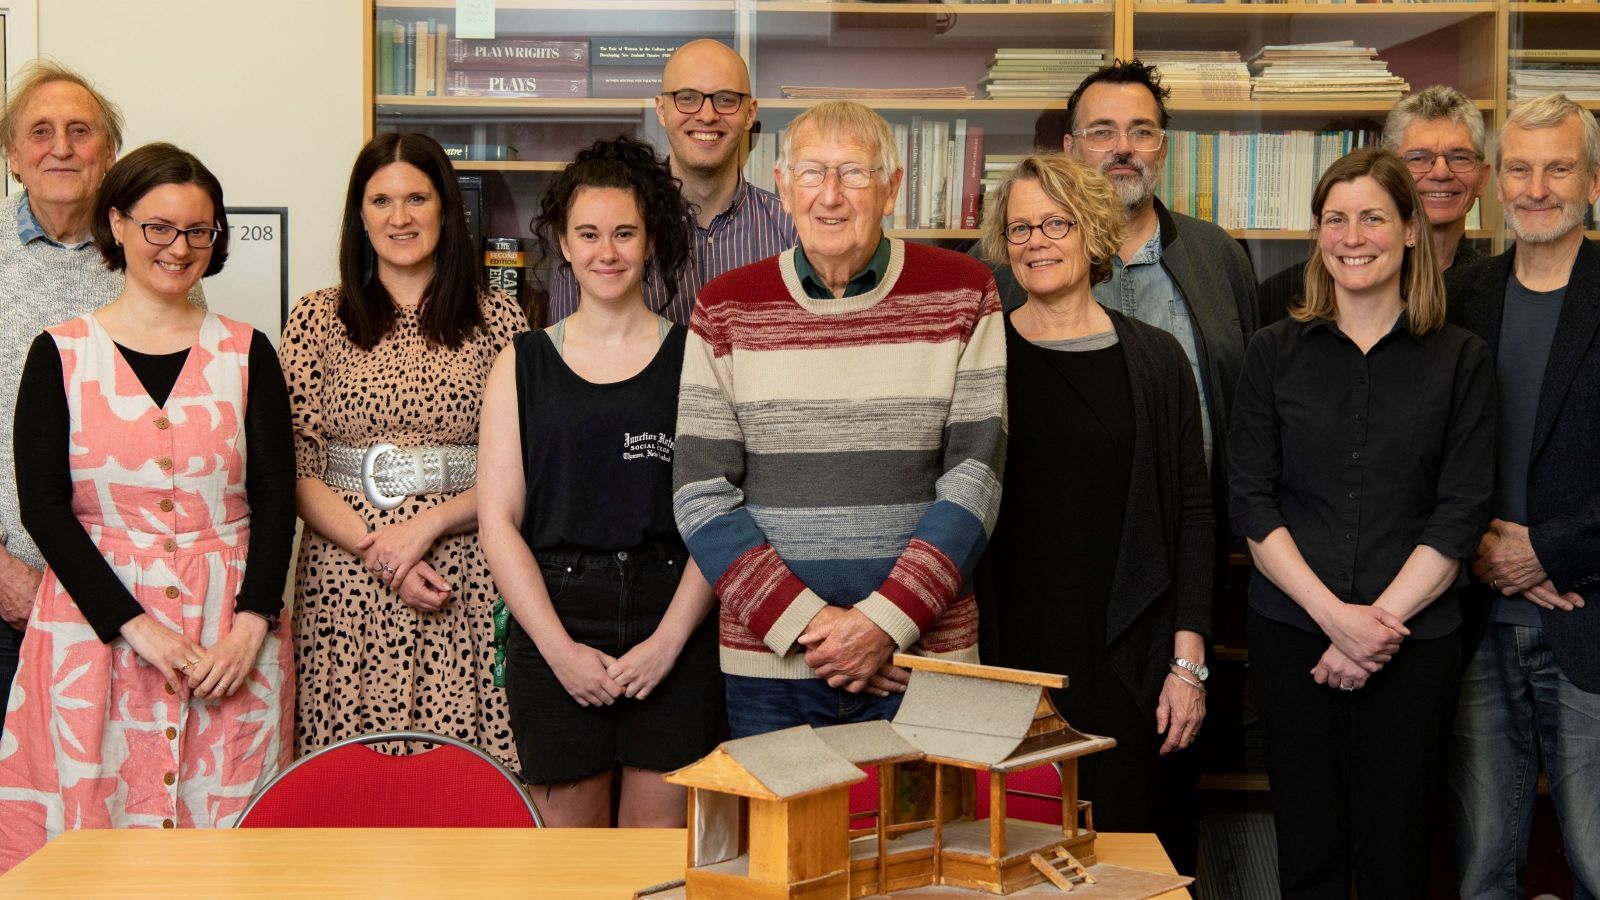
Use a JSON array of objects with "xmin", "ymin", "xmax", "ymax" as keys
[{"xmin": 324, "ymin": 442, "xmax": 478, "ymax": 510}]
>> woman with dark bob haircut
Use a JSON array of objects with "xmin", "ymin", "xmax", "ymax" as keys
[
  {"xmin": 0, "ymin": 143, "xmax": 296, "ymax": 869},
  {"xmin": 975, "ymin": 153, "xmax": 1212, "ymax": 859},
  {"xmin": 280, "ymin": 133, "xmax": 527, "ymax": 768},
  {"xmin": 479, "ymin": 135, "xmax": 721, "ymax": 827},
  {"xmin": 1228, "ymin": 148, "xmax": 1495, "ymax": 897}
]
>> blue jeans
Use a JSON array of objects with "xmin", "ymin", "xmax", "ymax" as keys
[
  {"xmin": 1447, "ymin": 623, "xmax": 1600, "ymax": 900},
  {"xmin": 725, "ymin": 674, "xmax": 903, "ymax": 738}
]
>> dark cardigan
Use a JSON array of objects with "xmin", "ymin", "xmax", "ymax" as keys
[{"xmin": 980, "ymin": 307, "xmax": 1214, "ymax": 712}]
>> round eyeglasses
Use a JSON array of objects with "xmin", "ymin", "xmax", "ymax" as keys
[
  {"xmin": 1004, "ymin": 216, "xmax": 1076, "ymax": 245},
  {"xmin": 1071, "ymin": 127, "xmax": 1166, "ymax": 153},
  {"xmin": 1401, "ymin": 150, "xmax": 1483, "ymax": 175},
  {"xmin": 662, "ymin": 89, "xmax": 750, "ymax": 115},
  {"xmin": 120, "ymin": 213, "xmax": 221, "ymax": 249}
]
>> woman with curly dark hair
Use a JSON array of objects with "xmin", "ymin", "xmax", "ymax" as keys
[
  {"xmin": 280, "ymin": 133, "xmax": 527, "ymax": 767},
  {"xmin": 478, "ymin": 135, "xmax": 721, "ymax": 826}
]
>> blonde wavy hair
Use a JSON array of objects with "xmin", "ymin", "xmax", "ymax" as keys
[
  {"xmin": 1295, "ymin": 148, "xmax": 1445, "ymax": 335},
  {"xmin": 980, "ymin": 153, "xmax": 1125, "ymax": 287}
]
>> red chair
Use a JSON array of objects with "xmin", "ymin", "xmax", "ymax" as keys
[
  {"xmin": 975, "ymin": 761, "xmax": 1065, "ymax": 825},
  {"xmin": 848, "ymin": 765, "xmax": 881, "ymax": 830},
  {"xmin": 236, "ymin": 730, "xmax": 542, "ymax": 828}
]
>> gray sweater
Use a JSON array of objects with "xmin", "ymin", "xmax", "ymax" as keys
[{"xmin": 0, "ymin": 190, "xmax": 127, "ymax": 568}]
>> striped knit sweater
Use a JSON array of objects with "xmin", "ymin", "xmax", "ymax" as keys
[{"xmin": 673, "ymin": 239, "xmax": 1007, "ymax": 680}]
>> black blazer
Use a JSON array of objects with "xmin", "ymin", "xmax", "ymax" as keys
[{"xmin": 1446, "ymin": 238, "xmax": 1600, "ymax": 692}]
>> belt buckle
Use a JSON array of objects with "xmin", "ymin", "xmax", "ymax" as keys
[{"xmin": 361, "ymin": 442, "xmax": 406, "ymax": 511}]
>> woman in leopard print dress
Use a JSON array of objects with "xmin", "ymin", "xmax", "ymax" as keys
[{"xmin": 279, "ymin": 134, "xmax": 525, "ymax": 767}]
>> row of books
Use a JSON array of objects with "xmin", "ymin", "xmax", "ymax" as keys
[
  {"xmin": 980, "ymin": 48, "xmax": 1104, "ymax": 100},
  {"xmin": 375, "ymin": 27, "xmax": 726, "ymax": 99},
  {"xmin": 744, "ymin": 118, "xmax": 987, "ymax": 230},
  {"xmin": 1157, "ymin": 128, "xmax": 1382, "ymax": 229},
  {"xmin": 1141, "ymin": 50, "xmax": 1251, "ymax": 101}
]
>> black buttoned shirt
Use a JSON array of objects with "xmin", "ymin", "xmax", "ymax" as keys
[{"xmin": 1227, "ymin": 311, "xmax": 1496, "ymax": 639}]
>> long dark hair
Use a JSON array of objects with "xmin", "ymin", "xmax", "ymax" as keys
[
  {"xmin": 338, "ymin": 132, "xmax": 484, "ymax": 349},
  {"xmin": 533, "ymin": 136, "xmax": 693, "ymax": 305}
]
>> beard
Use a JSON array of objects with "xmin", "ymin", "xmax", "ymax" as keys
[
  {"xmin": 1099, "ymin": 152, "xmax": 1161, "ymax": 210},
  {"xmin": 1504, "ymin": 195, "xmax": 1588, "ymax": 244}
]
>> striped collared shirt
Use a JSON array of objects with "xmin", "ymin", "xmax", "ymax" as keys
[{"xmin": 546, "ymin": 176, "xmax": 797, "ymax": 325}]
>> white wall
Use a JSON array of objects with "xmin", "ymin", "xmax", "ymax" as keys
[{"xmin": 33, "ymin": 0, "xmax": 366, "ymax": 325}]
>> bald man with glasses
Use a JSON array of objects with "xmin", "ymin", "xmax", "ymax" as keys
[{"xmin": 545, "ymin": 40, "xmax": 796, "ymax": 325}]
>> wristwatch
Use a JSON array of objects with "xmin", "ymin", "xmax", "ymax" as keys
[{"xmin": 1171, "ymin": 657, "xmax": 1209, "ymax": 682}]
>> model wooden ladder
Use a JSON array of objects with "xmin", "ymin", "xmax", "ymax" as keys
[{"xmin": 1029, "ymin": 848, "xmax": 1097, "ymax": 892}]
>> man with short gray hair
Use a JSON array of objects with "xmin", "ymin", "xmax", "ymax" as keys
[{"xmin": 1444, "ymin": 92, "xmax": 1600, "ymax": 900}]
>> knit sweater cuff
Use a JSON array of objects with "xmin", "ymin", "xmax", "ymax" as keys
[
  {"xmin": 854, "ymin": 592, "xmax": 921, "ymax": 651},
  {"xmin": 762, "ymin": 588, "xmax": 828, "ymax": 656}
]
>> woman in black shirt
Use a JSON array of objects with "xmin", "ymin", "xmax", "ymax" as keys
[
  {"xmin": 1228, "ymin": 148, "xmax": 1495, "ymax": 899},
  {"xmin": 976, "ymin": 154, "xmax": 1213, "ymax": 850},
  {"xmin": 477, "ymin": 137, "xmax": 720, "ymax": 827}
]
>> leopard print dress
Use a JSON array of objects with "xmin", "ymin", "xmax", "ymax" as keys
[{"xmin": 280, "ymin": 287, "xmax": 526, "ymax": 768}]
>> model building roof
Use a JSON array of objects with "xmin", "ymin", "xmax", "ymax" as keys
[
  {"xmin": 891, "ymin": 669, "xmax": 1046, "ymax": 765},
  {"xmin": 812, "ymin": 720, "xmax": 922, "ymax": 766},
  {"xmin": 665, "ymin": 725, "xmax": 866, "ymax": 800}
]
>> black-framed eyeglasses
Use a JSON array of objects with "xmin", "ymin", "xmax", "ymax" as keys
[
  {"xmin": 1072, "ymin": 126, "xmax": 1166, "ymax": 153},
  {"xmin": 1004, "ymin": 215, "xmax": 1076, "ymax": 245},
  {"xmin": 1401, "ymin": 150, "xmax": 1483, "ymax": 175},
  {"xmin": 787, "ymin": 164, "xmax": 881, "ymax": 189},
  {"xmin": 662, "ymin": 89, "xmax": 750, "ymax": 115},
  {"xmin": 118, "ymin": 212, "xmax": 221, "ymax": 249}
]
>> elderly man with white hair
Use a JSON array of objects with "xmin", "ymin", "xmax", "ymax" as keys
[{"xmin": 672, "ymin": 100, "xmax": 1006, "ymax": 737}]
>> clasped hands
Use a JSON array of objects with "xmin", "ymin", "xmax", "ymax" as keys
[
  {"xmin": 1311, "ymin": 603, "xmax": 1408, "ymax": 692},
  {"xmin": 797, "ymin": 605, "xmax": 910, "ymax": 698},
  {"xmin": 357, "ymin": 517, "xmax": 453, "ymax": 611},
  {"xmin": 547, "ymin": 635, "xmax": 682, "ymax": 707},
  {"xmin": 118, "ymin": 610, "xmax": 268, "ymax": 701},
  {"xmin": 1473, "ymin": 519, "xmax": 1583, "ymax": 612}
]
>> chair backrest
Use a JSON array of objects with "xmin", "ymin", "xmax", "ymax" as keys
[
  {"xmin": 236, "ymin": 730, "xmax": 542, "ymax": 828},
  {"xmin": 848, "ymin": 765, "xmax": 880, "ymax": 830},
  {"xmin": 975, "ymin": 761, "xmax": 1064, "ymax": 826}
]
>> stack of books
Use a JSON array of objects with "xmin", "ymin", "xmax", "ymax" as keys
[
  {"xmin": 444, "ymin": 38, "xmax": 589, "ymax": 98},
  {"xmin": 1142, "ymin": 50, "xmax": 1251, "ymax": 101},
  {"xmin": 1248, "ymin": 41, "xmax": 1409, "ymax": 101},
  {"xmin": 1510, "ymin": 49, "xmax": 1600, "ymax": 101},
  {"xmin": 980, "ymin": 49, "xmax": 1105, "ymax": 100}
]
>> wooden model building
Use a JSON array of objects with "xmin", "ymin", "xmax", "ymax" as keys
[{"xmin": 640, "ymin": 655, "xmax": 1191, "ymax": 899}]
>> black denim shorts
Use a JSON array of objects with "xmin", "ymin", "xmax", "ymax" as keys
[{"xmin": 504, "ymin": 542, "xmax": 724, "ymax": 784}]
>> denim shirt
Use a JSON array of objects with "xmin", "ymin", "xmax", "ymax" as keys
[
  {"xmin": 16, "ymin": 190, "xmax": 94, "ymax": 250},
  {"xmin": 1093, "ymin": 225, "xmax": 1213, "ymax": 468}
]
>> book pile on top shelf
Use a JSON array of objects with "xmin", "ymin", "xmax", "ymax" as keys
[
  {"xmin": 745, "ymin": 120, "xmax": 987, "ymax": 231},
  {"xmin": 1511, "ymin": 49, "xmax": 1600, "ymax": 101},
  {"xmin": 980, "ymin": 49, "xmax": 1105, "ymax": 100},
  {"xmin": 1141, "ymin": 51, "xmax": 1250, "ymax": 102},
  {"xmin": 1248, "ymin": 41, "xmax": 1409, "ymax": 102},
  {"xmin": 1159, "ymin": 127, "xmax": 1378, "ymax": 230}
]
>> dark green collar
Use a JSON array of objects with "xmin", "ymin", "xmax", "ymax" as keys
[{"xmin": 794, "ymin": 237, "xmax": 890, "ymax": 300}]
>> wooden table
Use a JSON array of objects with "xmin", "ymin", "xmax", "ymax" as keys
[{"xmin": 0, "ymin": 828, "xmax": 1187, "ymax": 898}]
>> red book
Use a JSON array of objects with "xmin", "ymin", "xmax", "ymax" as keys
[{"xmin": 961, "ymin": 126, "xmax": 984, "ymax": 230}]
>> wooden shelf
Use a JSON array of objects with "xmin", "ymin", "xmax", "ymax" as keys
[
  {"xmin": 1197, "ymin": 773, "xmax": 1270, "ymax": 792},
  {"xmin": 1509, "ymin": 0, "xmax": 1600, "ymax": 11},
  {"xmin": 763, "ymin": 98, "xmax": 1057, "ymax": 110},
  {"xmin": 379, "ymin": 0, "xmax": 735, "ymax": 9},
  {"xmin": 377, "ymin": 95, "xmax": 652, "ymax": 110},
  {"xmin": 754, "ymin": 1, "xmax": 1112, "ymax": 13},
  {"xmin": 886, "ymin": 228, "xmax": 978, "ymax": 238},
  {"xmin": 1172, "ymin": 98, "xmax": 1493, "ymax": 114},
  {"xmin": 1134, "ymin": 1, "xmax": 1495, "ymax": 12}
]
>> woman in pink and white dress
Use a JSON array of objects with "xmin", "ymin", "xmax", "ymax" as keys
[{"xmin": 0, "ymin": 143, "xmax": 295, "ymax": 872}]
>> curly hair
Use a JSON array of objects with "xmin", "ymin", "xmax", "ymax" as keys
[
  {"xmin": 337, "ymin": 132, "xmax": 484, "ymax": 350},
  {"xmin": 980, "ymin": 153, "xmax": 1125, "ymax": 289},
  {"xmin": 533, "ymin": 136, "xmax": 694, "ymax": 306}
]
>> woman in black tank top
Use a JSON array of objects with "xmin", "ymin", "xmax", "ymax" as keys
[{"xmin": 478, "ymin": 137, "xmax": 723, "ymax": 827}]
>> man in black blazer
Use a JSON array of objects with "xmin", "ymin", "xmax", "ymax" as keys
[{"xmin": 1443, "ymin": 93, "xmax": 1600, "ymax": 900}]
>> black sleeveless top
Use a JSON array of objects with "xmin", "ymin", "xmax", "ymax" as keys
[{"xmin": 513, "ymin": 325, "xmax": 688, "ymax": 553}]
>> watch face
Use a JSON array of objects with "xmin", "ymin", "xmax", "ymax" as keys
[{"xmin": 1196, "ymin": 663, "xmax": 1210, "ymax": 680}]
